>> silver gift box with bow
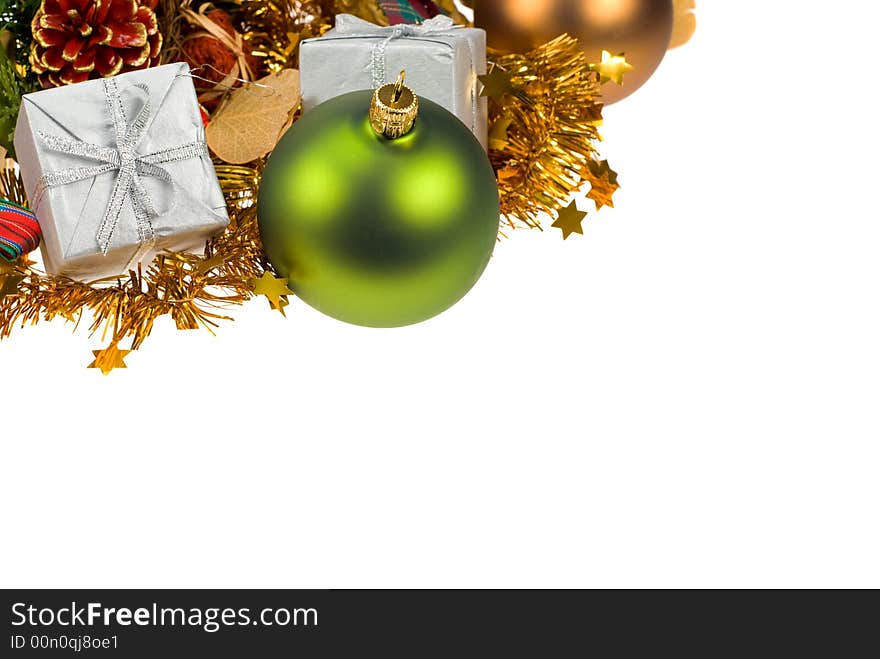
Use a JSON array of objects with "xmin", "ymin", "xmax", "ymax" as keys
[
  {"xmin": 13, "ymin": 63, "xmax": 229, "ymax": 282},
  {"xmin": 300, "ymin": 14, "xmax": 488, "ymax": 150}
]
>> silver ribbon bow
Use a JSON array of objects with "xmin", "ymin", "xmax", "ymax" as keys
[
  {"xmin": 34, "ymin": 77, "xmax": 209, "ymax": 255},
  {"xmin": 333, "ymin": 14, "xmax": 462, "ymax": 89}
]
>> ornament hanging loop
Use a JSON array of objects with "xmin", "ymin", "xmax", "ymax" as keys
[
  {"xmin": 392, "ymin": 71, "xmax": 406, "ymax": 105},
  {"xmin": 370, "ymin": 70, "xmax": 419, "ymax": 140}
]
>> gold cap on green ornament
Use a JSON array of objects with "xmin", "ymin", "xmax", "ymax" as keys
[{"xmin": 370, "ymin": 71, "xmax": 419, "ymax": 139}]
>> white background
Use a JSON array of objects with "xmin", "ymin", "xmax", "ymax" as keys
[{"xmin": 2, "ymin": 1, "xmax": 879, "ymax": 588}]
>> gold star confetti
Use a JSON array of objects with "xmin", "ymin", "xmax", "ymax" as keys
[
  {"xmin": 552, "ymin": 201, "xmax": 588, "ymax": 240},
  {"xmin": 479, "ymin": 66, "xmax": 515, "ymax": 100},
  {"xmin": 0, "ymin": 272, "xmax": 24, "ymax": 299},
  {"xmin": 194, "ymin": 253, "xmax": 229, "ymax": 275},
  {"xmin": 88, "ymin": 344, "xmax": 131, "ymax": 375},
  {"xmin": 485, "ymin": 35, "xmax": 606, "ymax": 231},
  {"xmin": 249, "ymin": 271, "xmax": 293, "ymax": 311},
  {"xmin": 589, "ymin": 51, "xmax": 634, "ymax": 86},
  {"xmin": 584, "ymin": 160, "xmax": 620, "ymax": 210}
]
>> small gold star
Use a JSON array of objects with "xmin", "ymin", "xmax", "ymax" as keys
[
  {"xmin": 479, "ymin": 66, "xmax": 515, "ymax": 100},
  {"xmin": 585, "ymin": 160, "xmax": 620, "ymax": 211},
  {"xmin": 587, "ymin": 159, "xmax": 619, "ymax": 186},
  {"xmin": 88, "ymin": 344, "xmax": 131, "ymax": 375},
  {"xmin": 0, "ymin": 273, "xmax": 24, "ymax": 299},
  {"xmin": 589, "ymin": 51, "xmax": 634, "ymax": 86},
  {"xmin": 552, "ymin": 201, "xmax": 587, "ymax": 240},
  {"xmin": 195, "ymin": 253, "xmax": 228, "ymax": 274},
  {"xmin": 249, "ymin": 271, "xmax": 293, "ymax": 311}
]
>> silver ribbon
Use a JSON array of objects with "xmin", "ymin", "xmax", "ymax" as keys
[
  {"xmin": 333, "ymin": 14, "xmax": 463, "ymax": 88},
  {"xmin": 34, "ymin": 77, "xmax": 209, "ymax": 255}
]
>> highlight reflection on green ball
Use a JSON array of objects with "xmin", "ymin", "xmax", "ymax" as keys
[{"xmin": 258, "ymin": 91, "xmax": 501, "ymax": 328}]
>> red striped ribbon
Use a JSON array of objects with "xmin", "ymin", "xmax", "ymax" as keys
[{"xmin": 0, "ymin": 199, "xmax": 41, "ymax": 262}]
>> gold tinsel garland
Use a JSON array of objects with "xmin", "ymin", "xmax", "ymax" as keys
[
  {"xmin": 238, "ymin": 1, "xmax": 336, "ymax": 72},
  {"xmin": 0, "ymin": 161, "xmax": 270, "ymax": 358},
  {"xmin": 0, "ymin": 161, "xmax": 27, "ymax": 206},
  {"xmin": 1, "ymin": 1, "xmax": 613, "ymax": 369},
  {"xmin": 487, "ymin": 35, "xmax": 605, "ymax": 231}
]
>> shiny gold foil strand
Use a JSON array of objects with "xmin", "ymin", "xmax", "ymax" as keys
[
  {"xmin": 0, "ymin": 159, "xmax": 28, "ymax": 207},
  {"xmin": 0, "ymin": 164, "xmax": 269, "ymax": 353},
  {"xmin": 215, "ymin": 163, "xmax": 262, "ymax": 209},
  {"xmin": 488, "ymin": 34, "xmax": 604, "ymax": 231},
  {"xmin": 239, "ymin": 0, "xmax": 337, "ymax": 73}
]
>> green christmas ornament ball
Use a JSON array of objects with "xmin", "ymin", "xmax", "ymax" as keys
[{"xmin": 258, "ymin": 82, "xmax": 501, "ymax": 328}]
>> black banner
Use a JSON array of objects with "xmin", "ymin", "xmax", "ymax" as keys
[{"xmin": 1, "ymin": 589, "xmax": 872, "ymax": 655}]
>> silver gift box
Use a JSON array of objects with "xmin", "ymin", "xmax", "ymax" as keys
[
  {"xmin": 14, "ymin": 63, "xmax": 229, "ymax": 281},
  {"xmin": 300, "ymin": 14, "xmax": 488, "ymax": 149}
]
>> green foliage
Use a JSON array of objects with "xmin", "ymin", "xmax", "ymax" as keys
[
  {"xmin": 0, "ymin": 45, "xmax": 22, "ymax": 157},
  {"xmin": 0, "ymin": 0, "xmax": 40, "ymax": 157},
  {"xmin": 1, "ymin": 0, "xmax": 41, "ymax": 72}
]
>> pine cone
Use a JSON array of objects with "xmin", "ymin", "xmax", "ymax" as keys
[{"xmin": 30, "ymin": 0, "xmax": 163, "ymax": 89}]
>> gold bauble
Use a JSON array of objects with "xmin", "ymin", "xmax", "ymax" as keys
[{"xmin": 475, "ymin": 0, "xmax": 674, "ymax": 104}]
